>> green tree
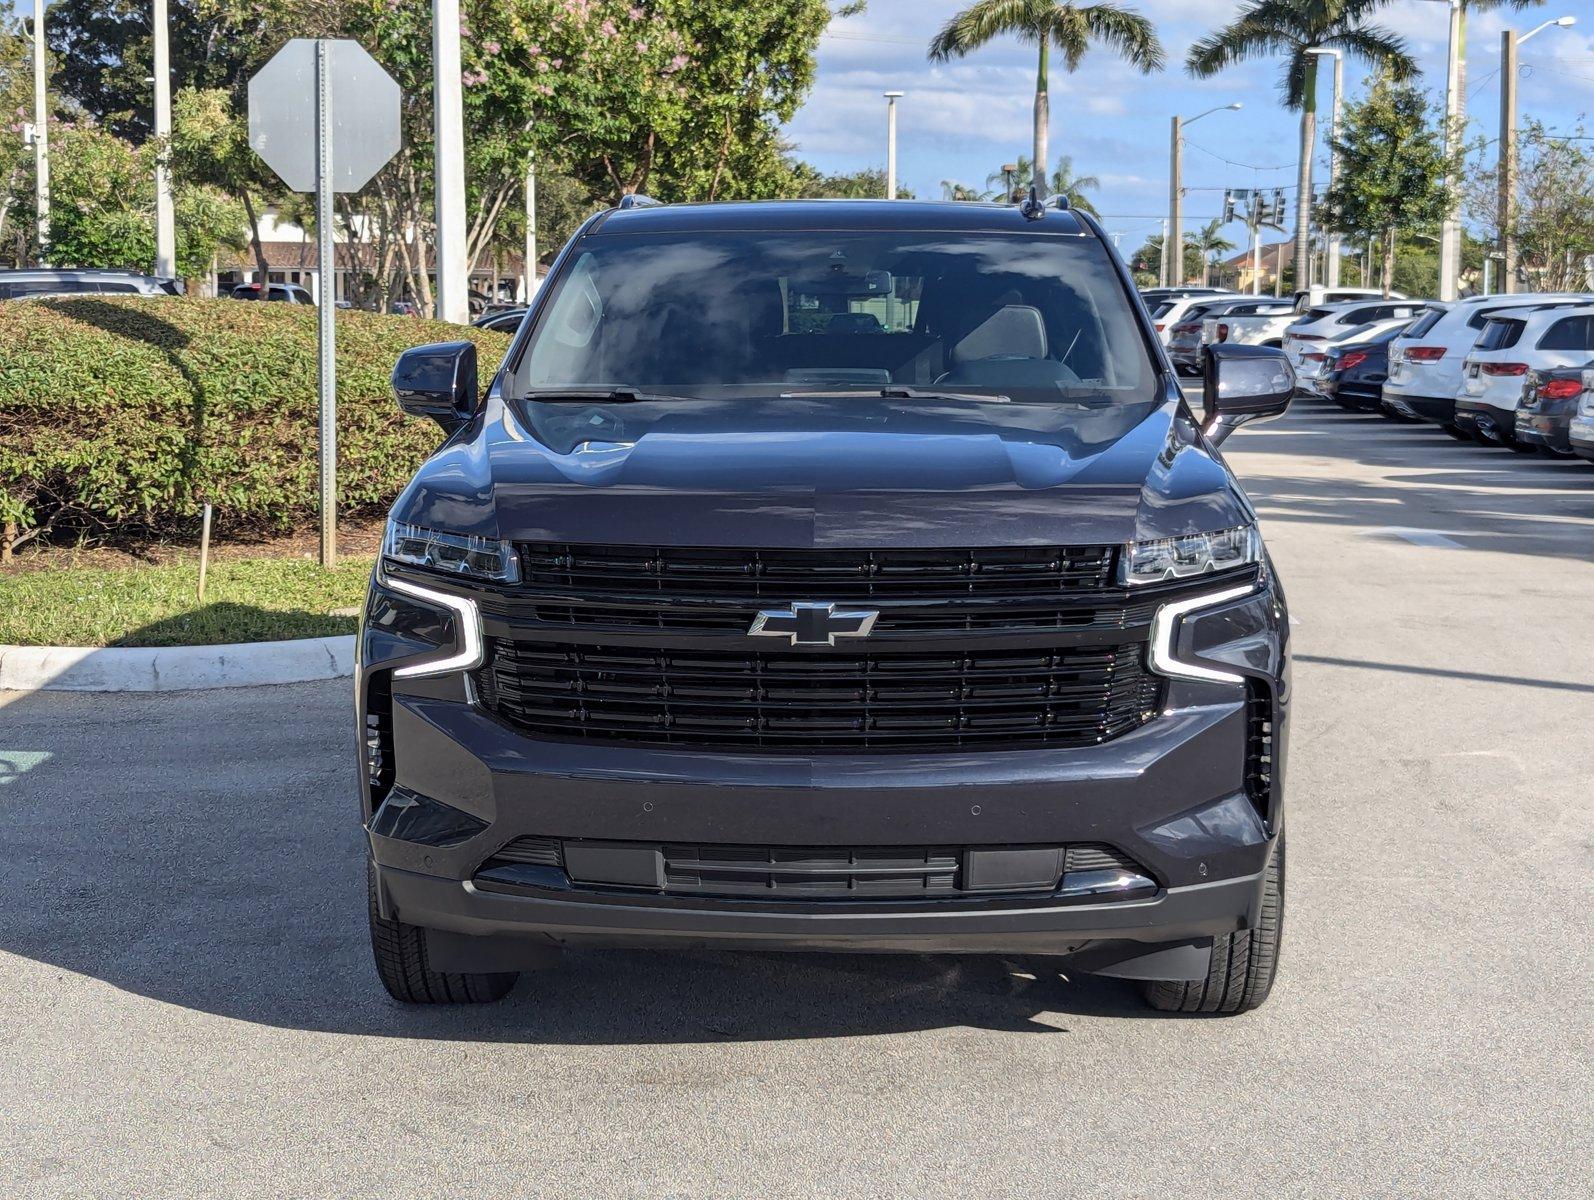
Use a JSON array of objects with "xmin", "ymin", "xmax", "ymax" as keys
[
  {"xmin": 790, "ymin": 163, "xmax": 914, "ymax": 200},
  {"xmin": 1187, "ymin": 1, "xmax": 1417, "ymax": 294},
  {"xmin": 1464, "ymin": 119, "xmax": 1594, "ymax": 293},
  {"xmin": 1321, "ymin": 75, "xmax": 1456, "ymax": 296},
  {"xmin": 0, "ymin": 20, "xmax": 34, "ymax": 262},
  {"xmin": 942, "ymin": 180, "xmax": 995, "ymax": 201},
  {"xmin": 1191, "ymin": 217, "xmax": 1234, "ymax": 284},
  {"xmin": 47, "ymin": 120, "xmax": 245, "ymax": 276},
  {"xmin": 929, "ymin": 1, "xmax": 1163, "ymax": 199},
  {"xmin": 984, "ymin": 154, "xmax": 1098, "ymax": 212},
  {"xmin": 1132, "ymin": 231, "xmax": 1202, "ymax": 285}
]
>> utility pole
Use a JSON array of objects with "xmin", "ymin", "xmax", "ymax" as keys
[
  {"xmin": 432, "ymin": 0, "xmax": 469, "ymax": 322},
  {"xmin": 152, "ymin": 0, "xmax": 176, "ymax": 280},
  {"xmin": 522, "ymin": 151, "xmax": 537, "ymax": 302},
  {"xmin": 1436, "ymin": 0, "xmax": 1463, "ymax": 301},
  {"xmin": 31, "ymin": 0, "xmax": 49, "ymax": 263},
  {"xmin": 884, "ymin": 91, "xmax": 902, "ymax": 199},
  {"xmin": 1498, "ymin": 17, "xmax": 1577, "ymax": 295},
  {"xmin": 1167, "ymin": 116, "xmax": 1180, "ymax": 288}
]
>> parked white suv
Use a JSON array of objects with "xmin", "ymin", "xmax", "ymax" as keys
[
  {"xmin": 1148, "ymin": 292, "xmax": 1240, "ymax": 345},
  {"xmin": 1202, "ymin": 297, "xmax": 1298, "ymax": 351},
  {"xmin": 1455, "ymin": 305, "xmax": 1594, "ymax": 447},
  {"xmin": 1384, "ymin": 293, "xmax": 1591, "ymax": 430},
  {"xmin": 1283, "ymin": 300, "xmax": 1427, "ymax": 374}
]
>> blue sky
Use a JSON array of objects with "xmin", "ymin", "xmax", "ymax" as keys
[{"xmin": 785, "ymin": 0, "xmax": 1594, "ymax": 252}]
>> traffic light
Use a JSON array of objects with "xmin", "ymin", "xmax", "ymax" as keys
[
  {"xmin": 1222, "ymin": 190, "xmax": 1236, "ymax": 224},
  {"xmin": 1272, "ymin": 189, "xmax": 1287, "ymax": 224}
]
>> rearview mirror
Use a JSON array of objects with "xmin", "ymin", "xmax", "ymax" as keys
[
  {"xmin": 392, "ymin": 340, "xmax": 479, "ymax": 435},
  {"xmin": 1201, "ymin": 343, "xmax": 1294, "ymax": 446}
]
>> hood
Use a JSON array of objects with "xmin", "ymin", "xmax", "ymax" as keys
[{"xmin": 392, "ymin": 393, "xmax": 1251, "ymax": 549}]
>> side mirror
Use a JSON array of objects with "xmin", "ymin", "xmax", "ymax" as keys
[
  {"xmin": 1201, "ymin": 343, "xmax": 1294, "ymax": 446},
  {"xmin": 392, "ymin": 340, "xmax": 479, "ymax": 434}
]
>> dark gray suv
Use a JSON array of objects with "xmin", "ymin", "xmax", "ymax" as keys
[{"xmin": 360, "ymin": 198, "xmax": 1295, "ymax": 1013}]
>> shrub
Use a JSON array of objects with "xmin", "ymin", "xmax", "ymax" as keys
[{"xmin": 0, "ymin": 297, "xmax": 512, "ymax": 557}]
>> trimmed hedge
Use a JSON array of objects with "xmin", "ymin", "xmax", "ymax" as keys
[{"xmin": 0, "ymin": 297, "xmax": 511, "ymax": 553}]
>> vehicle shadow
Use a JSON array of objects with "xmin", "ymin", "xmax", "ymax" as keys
[{"xmin": 0, "ymin": 682, "xmax": 1170, "ymax": 1045}]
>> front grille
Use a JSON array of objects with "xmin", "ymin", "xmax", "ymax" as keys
[
  {"xmin": 501, "ymin": 543, "xmax": 1132, "ymax": 635},
  {"xmin": 519, "ymin": 543, "xmax": 1119, "ymax": 599},
  {"xmin": 474, "ymin": 639, "xmax": 1161, "ymax": 751},
  {"xmin": 479, "ymin": 837, "xmax": 1151, "ymax": 901},
  {"xmin": 364, "ymin": 673, "xmax": 395, "ymax": 810}
]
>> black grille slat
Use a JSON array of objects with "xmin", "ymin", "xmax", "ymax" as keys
[
  {"xmin": 476, "ymin": 639, "xmax": 1161, "ymax": 751},
  {"xmin": 1246, "ymin": 683, "xmax": 1276, "ymax": 824},
  {"xmin": 477, "ymin": 838, "xmax": 1153, "ymax": 900}
]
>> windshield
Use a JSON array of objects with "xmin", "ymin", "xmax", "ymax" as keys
[{"xmin": 512, "ymin": 231, "xmax": 1155, "ymax": 405}]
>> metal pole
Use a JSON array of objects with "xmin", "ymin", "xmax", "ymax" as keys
[
  {"xmin": 32, "ymin": 0, "xmax": 49, "ymax": 263},
  {"xmin": 522, "ymin": 152, "xmax": 537, "ymax": 302},
  {"xmin": 884, "ymin": 92, "xmax": 902, "ymax": 199},
  {"xmin": 1249, "ymin": 207, "xmax": 1261, "ymax": 296},
  {"xmin": 1437, "ymin": 0, "xmax": 1463, "ymax": 301},
  {"xmin": 152, "ymin": 0, "xmax": 176, "ymax": 280},
  {"xmin": 1498, "ymin": 29, "xmax": 1518, "ymax": 294},
  {"xmin": 1168, "ymin": 115, "xmax": 1182, "ymax": 288},
  {"xmin": 1325, "ymin": 53, "xmax": 1342, "ymax": 287},
  {"xmin": 315, "ymin": 39, "xmax": 337, "ymax": 567},
  {"xmin": 432, "ymin": 0, "xmax": 469, "ymax": 322}
]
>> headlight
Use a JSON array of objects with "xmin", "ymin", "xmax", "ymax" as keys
[
  {"xmin": 1120, "ymin": 525, "xmax": 1260, "ymax": 586},
  {"xmin": 382, "ymin": 519, "xmax": 520, "ymax": 583}
]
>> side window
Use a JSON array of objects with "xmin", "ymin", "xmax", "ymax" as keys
[
  {"xmin": 97, "ymin": 282, "xmax": 139, "ymax": 293},
  {"xmin": 1340, "ymin": 305, "xmax": 1380, "ymax": 325},
  {"xmin": 1538, "ymin": 316, "xmax": 1593, "ymax": 352},
  {"xmin": 1477, "ymin": 319, "xmax": 1524, "ymax": 351}
]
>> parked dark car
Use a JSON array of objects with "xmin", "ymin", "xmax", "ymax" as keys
[
  {"xmin": 472, "ymin": 307, "xmax": 526, "ymax": 334},
  {"xmin": 362, "ymin": 198, "xmax": 1296, "ymax": 1014},
  {"xmin": 1516, "ymin": 362, "xmax": 1594, "ymax": 456},
  {"xmin": 1317, "ymin": 325, "xmax": 1405, "ymax": 414}
]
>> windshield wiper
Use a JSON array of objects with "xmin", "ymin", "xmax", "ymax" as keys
[
  {"xmin": 521, "ymin": 386, "xmax": 686, "ymax": 403},
  {"xmin": 780, "ymin": 385, "xmax": 1011, "ymax": 403}
]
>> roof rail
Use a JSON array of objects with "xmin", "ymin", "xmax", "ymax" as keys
[{"xmin": 617, "ymin": 194, "xmax": 663, "ymax": 210}]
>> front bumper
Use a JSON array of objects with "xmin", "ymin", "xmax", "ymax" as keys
[{"xmin": 358, "ymin": 570, "xmax": 1290, "ymax": 966}]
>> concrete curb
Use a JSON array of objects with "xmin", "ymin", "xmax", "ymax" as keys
[{"xmin": 0, "ymin": 635, "xmax": 356, "ymax": 693}]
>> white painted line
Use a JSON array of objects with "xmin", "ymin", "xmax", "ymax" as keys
[{"xmin": 1369, "ymin": 527, "xmax": 1464, "ymax": 549}]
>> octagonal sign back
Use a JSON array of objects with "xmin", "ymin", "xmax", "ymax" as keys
[{"xmin": 248, "ymin": 39, "xmax": 401, "ymax": 194}]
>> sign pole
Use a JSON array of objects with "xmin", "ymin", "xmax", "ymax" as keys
[{"xmin": 315, "ymin": 38, "xmax": 337, "ymax": 567}]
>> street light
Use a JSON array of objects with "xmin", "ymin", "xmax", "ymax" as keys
[
  {"xmin": 30, "ymin": 0, "xmax": 48, "ymax": 264},
  {"xmin": 1498, "ymin": 15, "xmax": 1576, "ymax": 293},
  {"xmin": 883, "ymin": 91, "xmax": 903, "ymax": 199},
  {"xmin": 1305, "ymin": 47, "xmax": 1342, "ymax": 288},
  {"xmin": 152, "ymin": 0, "xmax": 175, "ymax": 281},
  {"xmin": 433, "ymin": 0, "xmax": 469, "ymax": 322},
  {"xmin": 1166, "ymin": 102, "xmax": 1241, "ymax": 287}
]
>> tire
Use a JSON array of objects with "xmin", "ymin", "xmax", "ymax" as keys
[
  {"xmin": 1144, "ymin": 836, "xmax": 1285, "ymax": 1015},
  {"xmin": 367, "ymin": 858, "xmax": 518, "ymax": 1004}
]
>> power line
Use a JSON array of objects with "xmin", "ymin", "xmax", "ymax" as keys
[{"xmin": 1183, "ymin": 139, "xmax": 1297, "ymax": 172}]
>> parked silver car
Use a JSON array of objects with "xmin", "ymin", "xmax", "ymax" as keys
[{"xmin": 0, "ymin": 269, "xmax": 181, "ymax": 300}]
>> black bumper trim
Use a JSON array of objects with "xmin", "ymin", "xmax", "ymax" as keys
[{"xmin": 374, "ymin": 858, "xmax": 1266, "ymax": 955}]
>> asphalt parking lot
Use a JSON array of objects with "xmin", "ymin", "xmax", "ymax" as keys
[{"xmin": 3, "ymin": 400, "xmax": 1591, "ymax": 1199}]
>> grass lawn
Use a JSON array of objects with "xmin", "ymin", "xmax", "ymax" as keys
[{"xmin": 0, "ymin": 556, "xmax": 375, "ymax": 647}]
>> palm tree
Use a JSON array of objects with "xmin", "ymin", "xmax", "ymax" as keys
[
  {"xmin": 942, "ymin": 180, "xmax": 996, "ymax": 202},
  {"xmin": 984, "ymin": 155, "xmax": 1100, "ymax": 213},
  {"xmin": 1048, "ymin": 154, "xmax": 1101, "ymax": 216},
  {"xmin": 1188, "ymin": 1, "xmax": 1416, "ymax": 293},
  {"xmin": 930, "ymin": 1, "xmax": 1164, "ymax": 199},
  {"xmin": 1192, "ymin": 217, "xmax": 1235, "ymax": 284}
]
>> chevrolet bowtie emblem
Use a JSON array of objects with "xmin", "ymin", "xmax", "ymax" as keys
[{"xmin": 748, "ymin": 602, "xmax": 880, "ymax": 646}]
